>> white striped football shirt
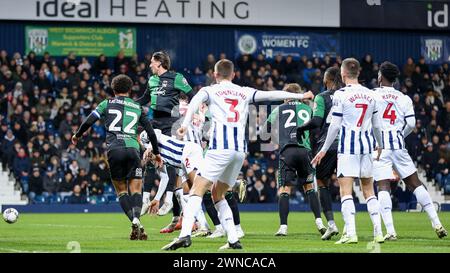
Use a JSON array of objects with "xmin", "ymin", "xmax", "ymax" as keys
[
  {"xmin": 373, "ymin": 86, "xmax": 415, "ymax": 150},
  {"xmin": 200, "ymin": 81, "xmax": 257, "ymax": 153},
  {"xmin": 140, "ymin": 130, "xmax": 186, "ymax": 169},
  {"xmin": 332, "ymin": 84, "xmax": 378, "ymax": 155}
]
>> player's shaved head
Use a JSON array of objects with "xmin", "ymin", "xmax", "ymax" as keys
[
  {"xmin": 283, "ymin": 83, "xmax": 302, "ymax": 93},
  {"xmin": 214, "ymin": 59, "xmax": 234, "ymax": 79},
  {"xmin": 111, "ymin": 74, "xmax": 133, "ymax": 95},
  {"xmin": 379, "ymin": 61, "xmax": 400, "ymax": 83},
  {"xmin": 341, "ymin": 58, "xmax": 360, "ymax": 79}
]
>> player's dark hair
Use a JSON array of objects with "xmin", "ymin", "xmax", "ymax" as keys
[
  {"xmin": 380, "ymin": 61, "xmax": 400, "ymax": 83},
  {"xmin": 111, "ymin": 74, "xmax": 133, "ymax": 95},
  {"xmin": 215, "ymin": 59, "xmax": 234, "ymax": 79},
  {"xmin": 342, "ymin": 58, "xmax": 360, "ymax": 79},
  {"xmin": 324, "ymin": 67, "xmax": 344, "ymax": 91},
  {"xmin": 283, "ymin": 83, "xmax": 302, "ymax": 93},
  {"xmin": 152, "ymin": 51, "xmax": 171, "ymax": 70}
]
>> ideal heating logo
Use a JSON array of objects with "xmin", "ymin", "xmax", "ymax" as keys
[{"xmin": 427, "ymin": 3, "xmax": 448, "ymax": 28}]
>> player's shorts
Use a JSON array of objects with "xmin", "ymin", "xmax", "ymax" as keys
[
  {"xmin": 315, "ymin": 148, "xmax": 338, "ymax": 181},
  {"xmin": 181, "ymin": 142, "xmax": 204, "ymax": 175},
  {"xmin": 151, "ymin": 117, "xmax": 179, "ymax": 136},
  {"xmin": 278, "ymin": 145, "xmax": 314, "ymax": 188},
  {"xmin": 337, "ymin": 153, "xmax": 373, "ymax": 178},
  {"xmin": 373, "ymin": 149, "xmax": 416, "ymax": 181},
  {"xmin": 107, "ymin": 147, "xmax": 142, "ymax": 181},
  {"xmin": 198, "ymin": 149, "xmax": 245, "ymax": 187}
]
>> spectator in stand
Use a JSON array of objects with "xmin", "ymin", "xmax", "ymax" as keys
[
  {"xmin": 28, "ymin": 167, "xmax": 44, "ymax": 201},
  {"xmin": 59, "ymin": 172, "xmax": 74, "ymax": 200},
  {"xmin": 68, "ymin": 185, "xmax": 87, "ymax": 204},
  {"xmin": 13, "ymin": 147, "xmax": 31, "ymax": 194}
]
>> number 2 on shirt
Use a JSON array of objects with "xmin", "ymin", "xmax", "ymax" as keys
[
  {"xmin": 225, "ymin": 98, "xmax": 239, "ymax": 122},
  {"xmin": 355, "ymin": 103, "xmax": 368, "ymax": 127}
]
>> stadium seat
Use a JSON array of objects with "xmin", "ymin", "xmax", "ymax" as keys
[
  {"xmin": 63, "ymin": 196, "xmax": 70, "ymax": 204},
  {"xmin": 107, "ymin": 195, "xmax": 119, "ymax": 203},
  {"xmin": 48, "ymin": 195, "xmax": 62, "ymax": 204},
  {"xmin": 33, "ymin": 195, "xmax": 47, "ymax": 204},
  {"xmin": 444, "ymin": 184, "xmax": 450, "ymax": 195}
]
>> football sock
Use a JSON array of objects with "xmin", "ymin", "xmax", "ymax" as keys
[
  {"xmin": 366, "ymin": 196, "xmax": 382, "ymax": 237},
  {"xmin": 179, "ymin": 195, "xmax": 202, "ymax": 238},
  {"xmin": 204, "ymin": 192, "xmax": 221, "ymax": 226},
  {"xmin": 215, "ymin": 199, "xmax": 239, "ymax": 244},
  {"xmin": 306, "ymin": 189, "xmax": 322, "ymax": 219},
  {"xmin": 118, "ymin": 192, "xmax": 133, "ymax": 222},
  {"xmin": 131, "ymin": 192, "xmax": 143, "ymax": 220},
  {"xmin": 319, "ymin": 186, "xmax": 335, "ymax": 222},
  {"xmin": 378, "ymin": 190, "xmax": 396, "ymax": 235},
  {"xmin": 341, "ymin": 195, "xmax": 356, "ymax": 237},
  {"xmin": 414, "ymin": 185, "xmax": 442, "ymax": 228},
  {"xmin": 225, "ymin": 191, "xmax": 240, "ymax": 225},
  {"xmin": 279, "ymin": 192, "xmax": 290, "ymax": 225}
]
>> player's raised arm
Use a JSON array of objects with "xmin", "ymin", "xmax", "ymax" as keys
[
  {"xmin": 252, "ymin": 90, "xmax": 314, "ymax": 103},
  {"xmin": 72, "ymin": 100, "xmax": 105, "ymax": 144}
]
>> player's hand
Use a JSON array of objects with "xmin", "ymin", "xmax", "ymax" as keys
[
  {"xmin": 71, "ymin": 135, "xmax": 78, "ymax": 145},
  {"xmin": 303, "ymin": 91, "xmax": 315, "ymax": 100},
  {"xmin": 375, "ymin": 147, "xmax": 382, "ymax": 161},
  {"xmin": 143, "ymin": 148, "xmax": 153, "ymax": 163},
  {"xmin": 153, "ymin": 154, "xmax": 164, "ymax": 169},
  {"xmin": 177, "ymin": 126, "xmax": 187, "ymax": 139},
  {"xmin": 311, "ymin": 151, "xmax": 326, "ymax": 166},
  {"xmin": 149, "ymin": 199, "xmax": 160, "ymax": 215}
]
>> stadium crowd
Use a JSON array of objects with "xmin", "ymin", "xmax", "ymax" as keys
[{"xmin": 0, "ymin": 49, "xmax": 449, "ymax": 205}]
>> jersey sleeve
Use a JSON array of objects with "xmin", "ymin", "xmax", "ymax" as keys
[
  {"xmin": 243, "ymin": 87, "xmax": 258, "ymax": 104},
  {"xmin": 313, "ymin": 94, "xmax": 325, "ymax": 118},
  {"xmin": 93, "ymin": 100, "xmax": 107, "ymax": 118},
  {"xmin": 331, "ymin": 91, "xmax": 343, "ymax": 118},
  {"xmin": 175, "ymin": 73, "xmax": 193, "ymax": 94},
  {"xmin": 402, "ymin": 96, "xmax": 415, "ymax": 119}
]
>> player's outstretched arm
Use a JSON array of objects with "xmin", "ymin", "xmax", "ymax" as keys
[
  {"xmin": 139, "ymin": 111, "xmax": 161, "ymax": 157},
  {"xmin": 72, "ymin": 112, "xmax": 100, "ymax": 144},
  {"xmin": 253, "ymin": 90, "xmax": 314, "ymax": 103}
]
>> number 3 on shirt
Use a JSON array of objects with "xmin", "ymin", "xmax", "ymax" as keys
[
  {"xmin": 382, "ymin": 103, "xmax": 397, "ymax": 125},
  {"xmin": 355, "ymin": 103, "xmax": 368, "ymax": 127},
  {"xmin": 225, "ymin": 98, "xmax": 239, "ymax": 122}
]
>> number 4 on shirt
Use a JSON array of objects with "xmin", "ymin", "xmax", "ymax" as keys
[{"xmin": 382, "ymin": 103, "xmax": 397, "ymax": 125}]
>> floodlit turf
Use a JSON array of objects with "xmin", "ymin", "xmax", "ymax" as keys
[{"xmin": 0, "ymin": 212, "xmax": 449, "ymax": 253}]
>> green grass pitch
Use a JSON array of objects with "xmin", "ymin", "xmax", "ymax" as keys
[{"xmin": 0, "ymin": 212, "xmax": 449, "ymax": 253}]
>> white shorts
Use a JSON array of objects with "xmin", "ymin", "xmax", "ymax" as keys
[
  {"xmin": 337, "ymin": 154, "xmax": 373, "ymax": 178},
  {"xmin": 198, "ymin": 149, "xmax": 245, "ymax": 186},
  {"xmin": 373, "ymin": 149, "xmax": 416, "ymax": 181},
  {"xmin": 181, "ymin": 142, "xmax": 204, "ymax": 177}
]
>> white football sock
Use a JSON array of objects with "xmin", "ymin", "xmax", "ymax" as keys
[
  {"xmin": 174, "ymin": 188, "xmax": 187, "ymax": 213},
  {"xmin": 164, "ymin": 191, "xmax": 173, "ymax": 205},
  {"xmin": 179, "ymin": 195, "xmax": 202, "ymax": 238},
  {"xmin": 215, "ymin": 199, "xmax": 239, "ymax": 244},
  {"xmin": 142, "ymin": 191, "xmax": 150, "ymax": 204},
  {"xmin": 195, "ymin": 208, "xmax": 209, "ymax": 230},
  {"xmin": 341, "ymin": 195, "xmax": 356, "ymax": 237},
  {"xmin": 414, "ymin": 185, "xmax": 442, "ymax": 228},
  {"xmin": 366, "ymin": 196, "xmax": 383, "ymax": 237},
  {"xmin": 378, "ymin": 190, "xmax": 396, "ymax": 235},
  {"xmin": 328, "ymin": 220, "xmax": 336, "ymax": 228}
]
